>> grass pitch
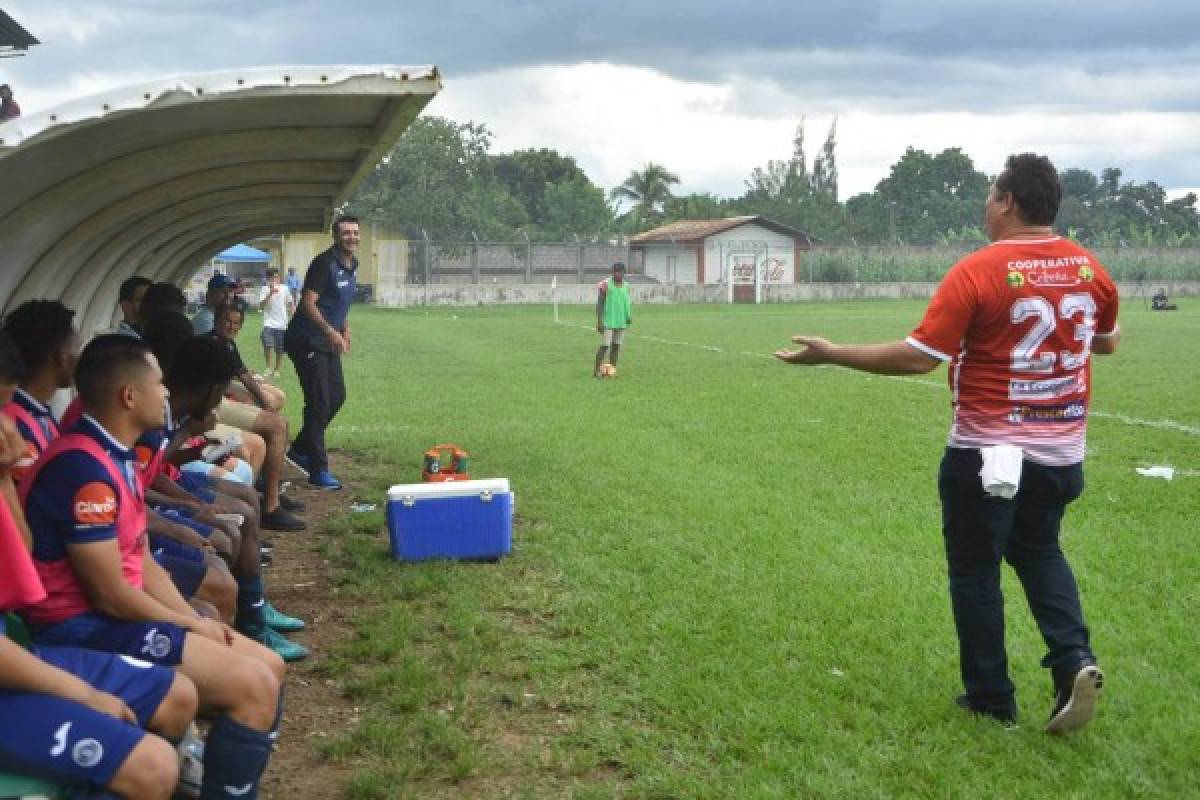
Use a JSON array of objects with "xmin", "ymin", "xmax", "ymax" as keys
[{"xmin": 257, "ymin": 300, "xmax": 1198, "ymax": 799}]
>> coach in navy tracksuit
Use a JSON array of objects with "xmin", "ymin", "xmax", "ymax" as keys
[{"xmin": 284, "ymin": 215, "xmax": 359, "ymax": 490}]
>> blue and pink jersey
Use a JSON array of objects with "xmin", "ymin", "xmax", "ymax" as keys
[{"xmin": 19, "ymin": 416, "xmax": 148, "ymax": 627}]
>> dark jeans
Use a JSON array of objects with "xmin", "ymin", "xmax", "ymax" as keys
[
  {"xmin": 286, "ymin": 342, "xmax": 345, "ymax": 472},
  {"xmin": 938, "ymin": 446, "xmax": 1093, "ymax": 716}
]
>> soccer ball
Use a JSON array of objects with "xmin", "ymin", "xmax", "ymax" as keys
[{"xmin": 600, "ymin": 364, "xmax": 617, "ymax": 378}]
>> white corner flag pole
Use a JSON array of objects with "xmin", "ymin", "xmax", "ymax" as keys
[{"xmin": 552, "ymin": 274, "xmax": 559, "ymax": 323}]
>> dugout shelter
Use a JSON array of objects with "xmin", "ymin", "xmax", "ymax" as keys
[{"xmin": 0, "ymin": 65, "xmax": 440, "ymax": 335}]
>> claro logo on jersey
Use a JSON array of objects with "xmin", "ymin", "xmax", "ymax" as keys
[
  {"xmin": 134, "ymin": 444, "xmax": 154, "ymax": 471},
  {"xmin": 73, "ymin": 482, "xmax": 118, "ymax": 526}
]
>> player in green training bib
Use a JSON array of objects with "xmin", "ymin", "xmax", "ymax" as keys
[{"xmin": 594, "ymin": 262, "xmax": 632, "ymax": 378}]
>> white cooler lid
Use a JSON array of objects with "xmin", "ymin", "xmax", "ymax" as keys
[{"xmin": 387, "ymin": 478, "xmax": 511, "ymax": 501}]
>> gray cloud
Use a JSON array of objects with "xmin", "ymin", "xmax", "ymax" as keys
[
  {"xmin": 4, "ymin": 1, "xmax": 1197, "ymax": 194},
  {"xmin": 9, "ymin": 0, "xmax": 1200, "ymax": 114}
]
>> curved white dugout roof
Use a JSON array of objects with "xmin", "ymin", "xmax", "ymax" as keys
[{"xmin": 0, "ymin": 65, "xmax": 440, "ymax": 334}]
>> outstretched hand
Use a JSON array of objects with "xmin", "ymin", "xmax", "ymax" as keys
[{"xmin": 773, "ymin": 335, "xmax": 835, "ymax": 365}]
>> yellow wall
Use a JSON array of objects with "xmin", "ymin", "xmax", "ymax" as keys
[
  {"xmin": 262, "ymin": 228, "xmax": 409, "ymax": 289},
  {"xmin": 187, "ymin": 228, "xmax": 409, "ymax": 301}
]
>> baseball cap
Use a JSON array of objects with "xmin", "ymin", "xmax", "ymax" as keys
[{"xmin": 208, "ymin": 274, "xmax": 236, "ymax": 290}]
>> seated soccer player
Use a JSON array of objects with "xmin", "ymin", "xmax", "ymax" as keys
[
  {"xmin": 214, "ymin": 304, "xmax": 287, "ymax": 413},
  {"xmin": 19, "ymin": 334, "xmax": 287, "ymax": 800},
  {"xmin": 142, "ymin": 282, "xmax": 189, "ymax": 319},
  {"xmin": 0, "ymin": 300, "xmax": 80, "ymax": 483},
  {"xmin": 115, "ymin": 275, "xmax": 153, "ymax": 338},
  {"xmin": 143, "ymin": 307, "xmax": 266, "ymax": 478},
  {"xmin": 1151, "ymin": 288, "xmax": 1178, "ymax": 311},
  {"xmin": 0, "ymin": 336, "xmax": 197, "ymax": 799},
  {"xmin": 1, "ymin": 301, "xmax": 237, "ymax": 625},
  {"xmin": 147, "ymin": 331, "xmax": 308, "ymax": 660},
  {"xmin": 208, "ymin": 305, "xmax": 304, "ymax": 532}
]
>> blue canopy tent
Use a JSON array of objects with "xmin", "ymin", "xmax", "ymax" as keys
[
  {"xmin": 204, "ymin": 243, "xmax": 273, "ymax": 297},
  {"xmin": 215, "ymin": 243, "xmax": 270, "ymax": 263}
]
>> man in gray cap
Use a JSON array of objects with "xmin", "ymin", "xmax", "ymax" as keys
[{"xmin": 192, "ymin": 274, "xmax": 236, "ymax": 334}]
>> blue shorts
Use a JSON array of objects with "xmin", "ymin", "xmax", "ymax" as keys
[
  {"xmin": 0, "ymin": 645, "xmax": 173, "ymax": 789},
  {"xmin": 155, "ymin": 507, "xmax": 215, "ymax": 539},
  {"xmin": 152, "ymin": 550, "xmax": 206, "ymax": 599},
  {"xmin": 148, "ymin": 533, "xmax": 205, "ymax": 563},
  {"xmin": 33, "ymin": 613, "xmax": 189, "ymax": 667},
  {"xmin": 176, "ymin": 471, "xmax": 218, "ymax": 504},
  {"xmin": 261, "ymin": 326, "xmax": 286, "ymax": 352}
]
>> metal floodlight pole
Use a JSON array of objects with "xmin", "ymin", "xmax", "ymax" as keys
[
  {"xmin": 574, "ymin": 233, "xmax": 585, "ymax": 284},
  {"xmin": 471, "ymin": 231, "xmax": 481, "ymax": 284},
  {"xmin": 522, "ymin": 229, "xmax": 532, "ymax": 284},
  {"xmin": 420, "ymin": 229, "xmax": 431, "ymax": 305}
]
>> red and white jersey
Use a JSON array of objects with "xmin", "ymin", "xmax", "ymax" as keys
[{"xmin": 906, "ymin": 236, "xmax": 1119, "ymax": 466}]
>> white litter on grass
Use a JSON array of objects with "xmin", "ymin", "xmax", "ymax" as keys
[
  {"xmin": 1135, "ymin": 466, "xmax": 1175, "ymax": 481},
  {"xmin": 830, "ymin": 667, "xmax": 845, "ymax": 678},
  {"xmin": 350, "ymin": 503, "xmax": 377, "ymax": 513}
]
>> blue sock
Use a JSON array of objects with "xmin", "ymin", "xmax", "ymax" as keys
[
  {"xmin": 201, "ymin": 714, "xmax": 272, "ymax": 800},
  {"xmin": 235, "ymin": 575, "xmax": 265, "ymax": 634}
]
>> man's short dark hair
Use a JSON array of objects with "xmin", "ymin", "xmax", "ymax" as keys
[
  {"xmin": 265, "ymin": 268, "xmax": 279, "ymax": 279},
  {"xmin": 612, "ymin": 262, "xmax": 626, "ymax": 272},
  {"xmin": 332, "ymin": 214, "xmax": 359, "ymax": 236},
  {"xmin": 215, "ymin": 303, "xmax": 243, "ymax": 323},
  {"xmin": 118, "ymin": 276, "xmax": 153, "ymax": 303},
  {"xmin": 142, "ymin": 283, "xmax": 188, "ymax": 316},
  {"xmin": 143, "ymin": 309, "xmax": 196, "ymax": 370},
  {"xmin": 0, "ymin": 331, "xmax": 26, "ymax": 385},
  {"xmin": 994, "ymin": 153, "xmax": 1062, "ymax": 226},
  {"xmin": 166, "ymin": 336, "xmax": 237, "ymax": 395},
  {"xmin": 75, "ymin": 335, "xmax": 154, "ymax": 409},
  {"xmin": 1, "ymin": 299, "xmax": 76, "ymax": 373}
]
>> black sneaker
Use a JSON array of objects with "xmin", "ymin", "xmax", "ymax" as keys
[
  {"xmin": 954, "ymin": 694, "xmax": 1018, "ymax": 728},
  {"xmin": 261, "ymin": 506, "xmax": 306, "ymax": 532},
  {"xmin": 277, "ymin": 493, "xmax": 306, "ymax": 513},
  {"xmin": 1045, "ymin": 661, "xmax": 1103, "ymax": 735}
]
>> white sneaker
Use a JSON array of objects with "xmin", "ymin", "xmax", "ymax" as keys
[{"xmin": 1045, "ymin": 663, "xmax": 1104, "ymax": 735}]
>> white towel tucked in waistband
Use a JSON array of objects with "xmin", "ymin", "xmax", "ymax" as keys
[{"xmin": 979, "ymin": 445, "xmax": 1023, "ymax": 499}]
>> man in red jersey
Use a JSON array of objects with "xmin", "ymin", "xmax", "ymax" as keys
[{"xmin": 775, "ymin": 153, "xmax": 1119, "ymax": 733}]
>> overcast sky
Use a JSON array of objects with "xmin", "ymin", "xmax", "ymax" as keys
[{"xmin": 3, "ymin": 1, "xmax": 1198, "ymax": 200}]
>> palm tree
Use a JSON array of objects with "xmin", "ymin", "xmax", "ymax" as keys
[{"xmin": 608, "ymin": 163, "xmax": 681, "ymax": 224}]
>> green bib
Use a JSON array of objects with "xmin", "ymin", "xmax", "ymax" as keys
[{"xmin": 602, "ymin": 279, "xmax": 631, "ymax": 329}]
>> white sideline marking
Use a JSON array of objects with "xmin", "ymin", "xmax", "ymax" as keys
[
  {"xmin": 560, "ymin": 320, "xmax": 1200, "ymax": 437},
  {"xmin": 1090, "ymin": 411, "xmax": 1200, "ymax": 437}
]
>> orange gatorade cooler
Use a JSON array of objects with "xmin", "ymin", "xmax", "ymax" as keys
[{"xmin": 422, "ymin": 444, "xmax": 470, "ymax": 482}]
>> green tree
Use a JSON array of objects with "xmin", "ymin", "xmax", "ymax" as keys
[
  {"xmin": 348, "ymin": 116, "xmax": 527, "ymax": 241},
  {"xmin": 663, "ymin": 192, "xmax": 728, "ymax": 222},
  {"xmin": 845, "ymin": 147, "xmax": 989, "ymax": 244},
  {"xmin": 737, "ymin": 117, "xmax": 846, "ymax": 241},
  {"xmin": 1055, "ymin": 165, "xmax": 1199, "ymax": 245},
  {"xmin": 492, "ymin": 148, "xmax": 591, "ymax": 224},
  {"xmin": 811, "ymin": 117, "xmax": 839, "ymax": 202},
  {"xmin": 538, "ymin": 176, "xmax": 614, "ymax": 241},
  {"xmin": 609, "ymin": 163, "xmax": 681, "ymax": 227}
]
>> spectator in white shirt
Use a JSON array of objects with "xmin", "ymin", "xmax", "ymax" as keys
[{"xmin": 257, "ymin": 269, "xmax": 295, "ymax": 379}]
